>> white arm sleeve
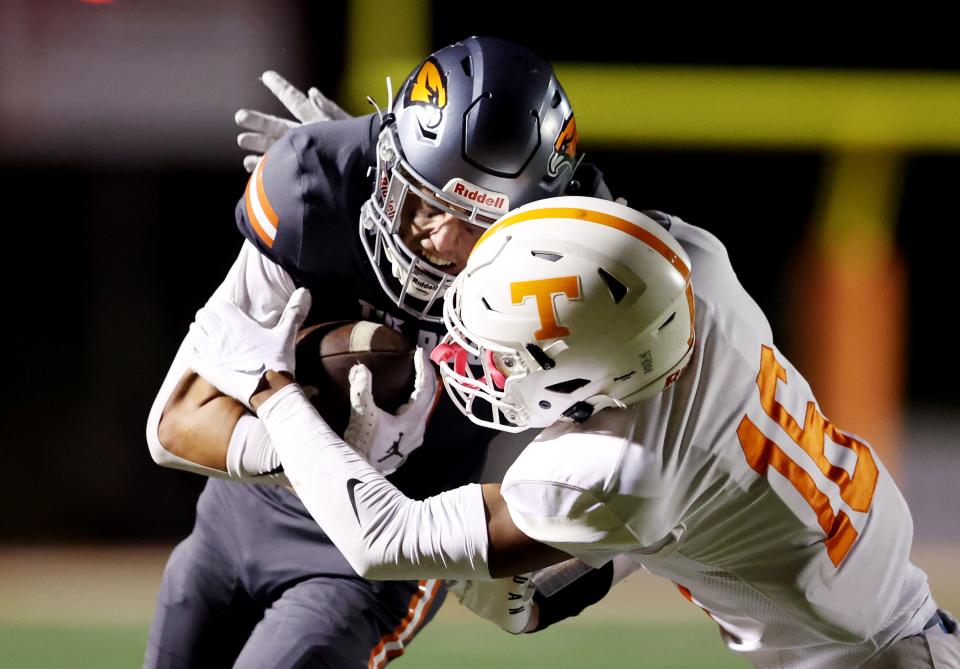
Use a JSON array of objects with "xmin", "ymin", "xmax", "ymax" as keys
[
  {"xmin": 224, "ymin": 414, "xmax": 289, "ymax": 485},
  {"xmin": 257, "ymin": 384, "xmax": 492, "ymax": 580},
  {"xmin": 145, "ymin": 241, "xmax": 296, "ymax": 480},
  {"xmin": 530, "ymin": 554, "xmax": 640, "ymax": 598}
]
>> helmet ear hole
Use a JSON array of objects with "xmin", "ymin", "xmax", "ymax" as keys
[{"xmin": 460, "ymin": 56, "xmax": 472, "ymax": 77}]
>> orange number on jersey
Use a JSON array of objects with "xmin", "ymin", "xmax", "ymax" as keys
[{"xmin": 736, "ymin": 345, "xmax": 879, "ymax": 567}]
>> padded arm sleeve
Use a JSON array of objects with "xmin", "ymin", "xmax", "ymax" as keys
[
  {"xmin": 530, "ymin": 560, "xmax": 614, "ymax": 632},
  {"xmin": 528, "ymin": 554, "xmax": 641, "ymax": 632}
]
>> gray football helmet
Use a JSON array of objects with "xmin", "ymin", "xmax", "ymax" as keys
[{"xmin": 359, "ymin": 36, "xmax": 581, "ymax": 322}]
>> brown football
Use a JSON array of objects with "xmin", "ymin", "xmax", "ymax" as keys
[{"xmin": 294, "ymin": 321, "xmax": 416, "ymax": 435}]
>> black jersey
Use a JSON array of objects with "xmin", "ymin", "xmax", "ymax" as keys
[
  {"xmin": 236, "ymin": 113, "xmax": 613, "ymax": 499},
  {"xmin": 237, "ymin": 114, "xmax": 491, "ymax": 499}
]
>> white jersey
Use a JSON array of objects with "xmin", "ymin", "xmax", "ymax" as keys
[{"xmin": 500, "ymin": 217, "xmax": 935, "ymax": 668}]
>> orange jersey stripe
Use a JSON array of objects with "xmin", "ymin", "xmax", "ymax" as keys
[
  {"xmin": 255, "ymin": 155, "xmax": 279, "ymax": 227},
  {"xmin": 676, "ymin": 583, "xmax": 716, "ymax": 622},
  {"xmin": 244, "ymin": 174, "xmax": 273, "ymax": 248},
  {"xmin": 368, "ymin": 579, "xmax": 441, "ymax": 669},
  {"xmin": 472, "ymin": 207, "xmax": 690, "ymax": 280}
]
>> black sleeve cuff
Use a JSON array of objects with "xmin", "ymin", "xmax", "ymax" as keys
[{"xmin": 530, "ymin": 561, "xmax": 614, "ymax": 632}]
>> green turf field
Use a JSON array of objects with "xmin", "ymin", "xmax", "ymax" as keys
[
  {"xmin": 403, "ymin": 620, "xmax": 751, "ymax": 668},
  {"xmin": 1, "ymin": 544, "xmax": 957, "ymax": 669},
  {"xmin": 0, "ymin": 621, "xmax": 750, "ymax": 669}
]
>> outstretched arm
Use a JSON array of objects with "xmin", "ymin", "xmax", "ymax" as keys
[
  {"xmin": 156, "ymin": 368, "xmax": 243, "ymax": 471},
  {"xmin": 236, "ymin": 70, "xmax": 350, "ymax": 172},
  {"xmin": 187, "ymin": 291, "xmax": 569, "ymax": 579},
  {"xmin": 257, "ymin": 373, "xmax": 568, "ymax": 579},
  {"xmin": 145, "ymin": 241, "xmax": 295, "ymax": 483}
]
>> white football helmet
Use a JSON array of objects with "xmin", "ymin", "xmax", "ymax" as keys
[{"xmin": 431, "ymin": 196, "xmax": 695, "ymax": 432}]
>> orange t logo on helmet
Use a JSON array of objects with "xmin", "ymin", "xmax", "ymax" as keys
[{"xmin": 510, "ymin": 276, "xmax": 581, "ymax": 340}]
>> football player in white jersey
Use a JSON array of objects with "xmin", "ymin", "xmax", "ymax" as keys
[{"xmin": 188, "ymin": 197, "xmax": 960, "ymax": 668}]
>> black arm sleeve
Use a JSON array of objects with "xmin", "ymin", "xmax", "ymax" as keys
[{"xmin": 529, "ymin": 561, "xmax": 614, "ymax": 633}]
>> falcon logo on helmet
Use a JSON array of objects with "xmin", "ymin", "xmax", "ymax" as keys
[
  {"xmin": 406, "ymin": 58, "xmax": 448, "ymax": 134},
  {"xmin": 547, "ymin": 113, "xmax": 578, "ymax": 178}
]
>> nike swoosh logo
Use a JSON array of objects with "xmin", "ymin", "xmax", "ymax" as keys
[
  {"xmin": 346, "ymin": 478, "xmax": 362, "ymax": 525},
  {"xmin": 243, "ymin": 363, "xmax": 267, "ymax": 376}
]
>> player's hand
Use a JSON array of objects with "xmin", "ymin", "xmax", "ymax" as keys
[
  {"xmin": 344, "ymin": 348, "xmax": 438, "ymax": 475},
  {"xmin": 189, "ymin": 289, "xmax": 311, "ymax": 409},
  {"xmin": 446, "ymin": 575, "xmax": 536, "ymax": 634},
  {"xmin": 236, "ymin": 70, "xmax": 351, "ymax": 172}
]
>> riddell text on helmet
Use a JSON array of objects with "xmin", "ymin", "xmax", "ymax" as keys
[{"xmin": 445, "ymin": 179, "xmax": 509, "ymax": 212}]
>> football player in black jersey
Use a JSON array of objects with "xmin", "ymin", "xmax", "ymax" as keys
[{"xmin": 145, "ymin": 37, "xmax": 613, "ymax": 668}]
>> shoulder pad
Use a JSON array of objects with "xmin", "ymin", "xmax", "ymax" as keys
[
  {"xmin": 235, "ymin": 115, "xmax": 379, "ymax": 278},
  {"xmin": 641, "ymin": 210, "xmax": 673, "ymax": 230},
  {"xmin": 236, "ymin": 132, "xmax": 305, "ymax": 268}
]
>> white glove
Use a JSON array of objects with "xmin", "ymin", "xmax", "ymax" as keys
[
  {"xmin": 343, "ymin": 348, "xmax": 438, "ymax": 475},
  {"xmin": 189, "ymin": 288, "xmax": 311, "ymax": 409},
  {"xmin": 447, "ymin": 574, "xmax": 536, "ymax": 634},
  {"xmin": 236, "ymin": 70, "xmax": 351, "ymax": 172}
]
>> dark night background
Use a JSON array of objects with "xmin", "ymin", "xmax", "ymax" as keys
[{"xmin": 1, "ymin": 2, "xmax": 956, "ymax": 542}]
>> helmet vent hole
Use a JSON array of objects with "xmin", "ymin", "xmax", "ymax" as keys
[
  {"xmin": 481, "ymin": 297, "xmax": 494, "ymax": 311},
  {"xmin": 551, "ymin": 90, "xmax": 562, "ymax": 108},
  {"xmin": 460, "ymin": 57, "xmax": 472, "ymax": 77},
  {"xmin": 531, "ymin": 250, "xmax": 563, "ymax": 262},
  {"xmin": 658, "ymin": 312, "xmax": 677, "ymax": 331},
  {"xmin": 598, "ymin": 268, "xmax": 627, "ymax": 304},
  {"xmin": 545, "ymin": 378, "xmax": 591, "ymax": 394}
]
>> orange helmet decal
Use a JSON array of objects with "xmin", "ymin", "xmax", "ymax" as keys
[
  {"xmin": 406, "ymin": 58, "xmax": 448, "ymax": 130},
  {"xmin": 510, "ymin": 276, "xmax": 581, "ymax": 341},
  {"xmin": 547, "ymin": 113, "xmax": 578, "ymax": 178}
]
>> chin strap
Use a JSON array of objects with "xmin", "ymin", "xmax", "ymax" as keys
[
  {"xmin": 368, "ymin": 76, "xmax": 397, "ymax": 127},
  {"xmin": 562, "ymin": 395, "xmax": 628, "ymax": 424}
]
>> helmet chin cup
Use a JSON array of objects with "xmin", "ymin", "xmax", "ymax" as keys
[
  {"xmin": 359, "ymin": 197, "xmax": 450, "ymax": 322},
  {"xmin": 385, "ymin": 246, "xmax": 441, "ymax": 302}
]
